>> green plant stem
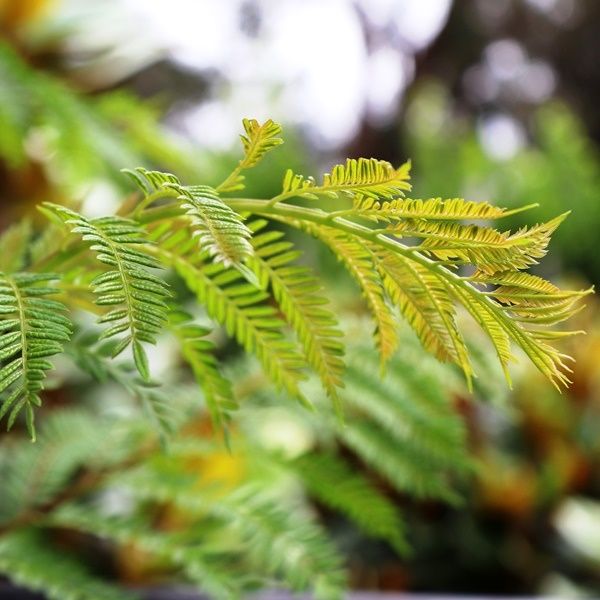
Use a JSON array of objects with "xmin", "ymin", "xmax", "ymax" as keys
[
  {"xmin": 29, "ymin": 192, "xmax": 566, "ymax": 389},
  {"xmin": 132, "ymin": 188, "xmax": 180, "ymax": 216},
  {"xmin": 325, "ymin": 202, "xmax": 540, "ymax": 221},
  {"xmin": 136, "ymin": 204, "xmax": 185, "ymax": 225},
  {"xmin": 216, "ymin": 166, "xmax": 244, "ymax": 194},
  {"xmin": 223, "ymin": 197, "xmax": 560, "ymax": 384},
  {"xmin": 225, "ymin": 198, "xmax": 476, "ymax": 289},
  {"xmin": 226, "ymin": 198, "xmax": 468, "ymax": 280},
  {"xmin": 30, "ymin": 239, "xmax": 88, "ymax": 272}
]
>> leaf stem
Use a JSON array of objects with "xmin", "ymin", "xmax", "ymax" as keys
[
  {"xmin": 223, "ymin": 197, "xmax": 566, "ymax": 385},
  {"xmin": 132, "ymin": 188, "xmax": 180, "ymax": 217}
]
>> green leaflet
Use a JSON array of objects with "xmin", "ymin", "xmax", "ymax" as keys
[
  {"xmin": 171, "ymin": 310, "xmax": 237, "ymax": 436},
  {"xmin": 217, "ymin": 118, "xmax": 284, "ymax": 193},
  {"xmin": 351, "ymin": 195, "xmax": 537, "ymax": 222},
  {"xmin": 377, "ymin": 249, "xmax": 473, "ymax": 380},
  {"xmin": 292, "ymin": 222, "xmax": 399, "ymax": 365},
  {"xmin": 150, "ymin": 224, "xmax": 309, "ymax": 407},
  {"xmin": 336, "ymin": 343, "xmax": 471, "ymax": 504},
  {"xmin": 123, "ymin": 168, "xmax": 256, "ymax": 283},
  {"xmin": 389, "ymin": 212, "xmax": 568, "ymax": 273},
  {"xmin": 181, "ymin": 184, "xmax": 255, "ymax": 273},
  {"xmin": 249, "ymin": 220, "xmax": 345, "ymax": 412},
  {"xmin": 41, "ymin": 203, "xmax": 170, "ymax": 380},
  {"xmin": 0, "ymin": 272, "xmax": 72, "ymax": 440},
  {"xmin": 290, "ymin": 451, "xmax": 408, "ymax": 554},
  {"xmin": 279, "ymin": 157, "xmax": 412, "ymax": 201}
]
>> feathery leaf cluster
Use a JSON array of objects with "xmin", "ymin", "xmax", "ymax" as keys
[
  {"xmin": 152, "ymin": 223, "xmax": 309, "ymax": 405},
  {"xmin": 0, "ymin": 115, "xmax": 588, "ymax": 600},
  {"xmin": 217, "ymin": 118, "xmax": 284, "ymax": 193},
  {"xmin": 42, "ymin": 204, "xmax": 170, "ymax": 380},
  {"xmin": 1, "ymin": 326, "xmax": 470, "ymax": 598},
  {"xmin": 249, "ymin": 220, "xmax": 345, "ymax": 410},
  {"xmin": 125, "ymin": 167, "xmax": 256, "ymax": 282},
  {"xmin": 0, "ymin": 400, "xmax": 349, "ymax": 600},
  {"xmin": 0, "ymin": 116, "xmax": 587, "ymax": 435},
  {"xmin": 234, "ymin": 324, "xmax": 472, "ymax": 554},
  {"xmin": 280, "ymin": 157, "xmax": 412, "ymax": 201}
]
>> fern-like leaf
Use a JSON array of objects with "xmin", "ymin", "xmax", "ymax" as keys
[
  {"xmin": 219, "ymin": 486, "xmax": 346, "ymax": 598},
  {"xmin": 448, "ymin": 279, "xmax": 566, "ymax": 386},
  {"xmin": 344, "ymin": 345, "xmax": 470, "ymax": 472},
  {"xmin": 121, "ymin": 167, "xmax": 180, "ymax": 193},
  {"xmin": 279, "ymin": 158, "xmax": 412, "ymax": 201},
  {"xmin": 151, "ymin": 226, "xmax": 309, "ymax": 406},
  {"xmin": 341, "ymin": 421, "xmax": 459, "ymax": 502},
  {"xmin": 41, "ymin": 203, "xmax": 169, "ymax": 380},
  {"xmin": 217, "ymin": 118, "xmax": 284, "ymax": 193},
  {"xmin": 0, "ymin": 272, "xmax": 72, "ymax": 439},
  {"xmin": 308, "ymin": 341, "xmax": 468, "ymax": 504},
  {"xmin": 124, "ymin": 468, "xmax": 347, "ymax": 600},
  {"xmin": 47, "ymin": 504, "xmax": 241, "ymax": 600},
  {"xmin": 179, "ymin": 184, "xmax": 255, "ymax": 272},
  {"xmin": 377, "ymin": 250, "xmax": 472, "ymax": 380},
  {"xmin": 300, "ymin": 223, "xmax": 398, "ymax": 364},
  {"xmin": 50, "ymin": 487, "xmax": 346, "ymax": 600},
  {"xmin": 0, "ymin": 408, "xmax": 118, "ymax": 525},
  {"xmin": 390, "ymin": 213, "xmax": 567, "ymax": 273},
  {"xmin": 171, "ymin": 311, "xmax": 237, "ymax": 436},
  {"xmin": 124, "ymin": 168, "xmax": 256, "ymax": 282},
  {"xmin": 474, "ymin": 270, "xmax": 590, "ymax": 311},
  {"xmin": 249, "ymin": 221, "xmax": 345, "ymax": 410},
  {"xmin": 246, "ymin": 196, "xmax": 584, "ymax": 388},
  {"xmin": 351, "ymin": 195, "xmax": 536, "ymax": 223}
]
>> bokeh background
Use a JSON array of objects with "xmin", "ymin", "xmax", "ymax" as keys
[{"xmin": 2, "ymin": 0, "xmax": 600, "ymax": 596}]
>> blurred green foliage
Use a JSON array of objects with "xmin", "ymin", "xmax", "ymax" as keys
[{"xmin": 406, "ymin": 81, "xmax": 600, "ymax": 282}]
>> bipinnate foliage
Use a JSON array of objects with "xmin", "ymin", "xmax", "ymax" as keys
[
  {"xmin": 0, "ymin": 117, "xmax": 589, "ymax": 434},
  {"xmin": 123, "ymin": 167, "xmax": 257, "ymax": 283},
  {"xmin": 0, "ymin": 117, "xmax": 589, "ymax": 599}
]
